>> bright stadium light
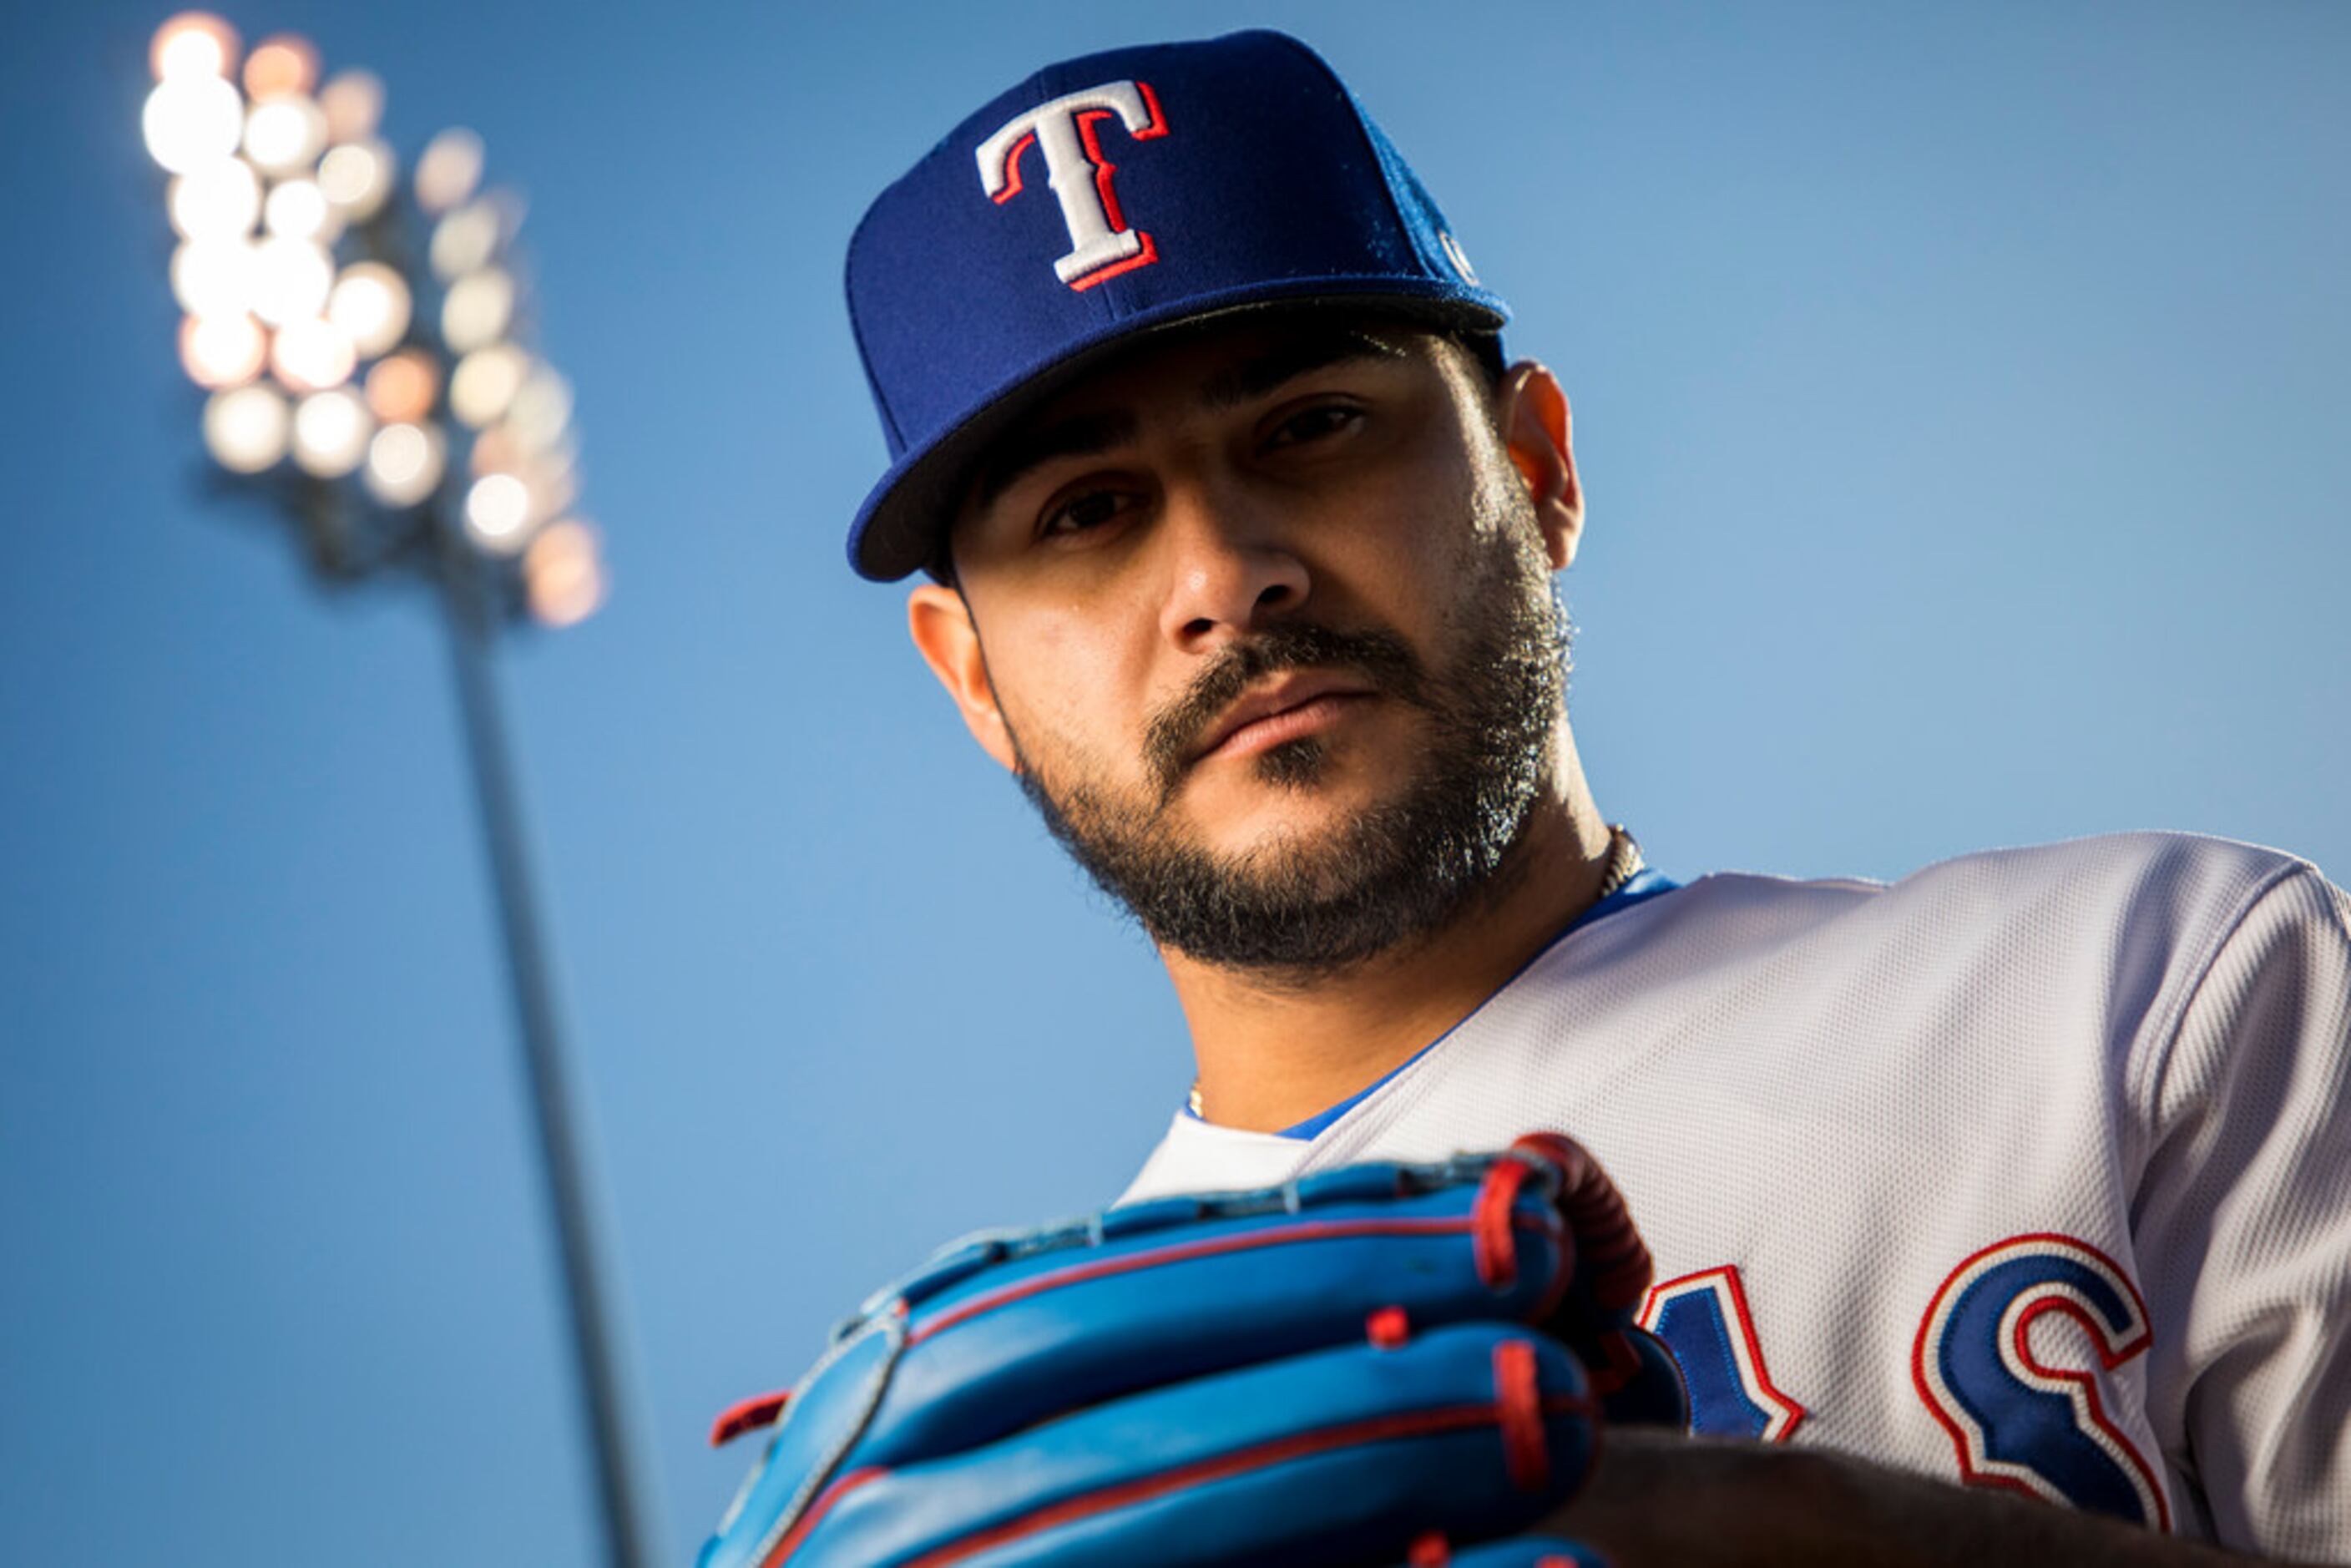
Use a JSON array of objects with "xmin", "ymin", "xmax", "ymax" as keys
[
  {"xmin": 442, "ymin": 266, "xmax": 515, "ymax": 353},
  {"xmin": 144, "ymin": 73, "xmax": 245, "ymax": 173},
  {"xmin": 449, "ymin": 342, "xmax": 528, "ymax": 427},
  {"xmin": 318, "ymin": 68, "xmax": 382, "ymax": 143},
  {"xmin": 241, "ymin": 32, "xmax": 317, "ymax": 98},
  {"xmin": 139, "ymin": 21, "xmax": 642, "ymax": 1567},
  {"xmin": 468, "ymin": 421, "xmax": 523, "ymax": 475},
  {"xmin": 202, "ymin": 382, "xmax": 288, "ymax": 472},
  {"xmin": 178, "ymin": 311, "xmax": 268, "ymax": 387},
  {"xmin": 363, "ymin": 420, "xmax": 446, "ymax": 508},
  {"xmin": 264, "ymin": 177, "xmax": 337, "ymax": 243},
  {"xmin": 270, "ymin": 316, "xmax": 356, "ymax": 392},
  {"xmin": 291, "ymin": 387, "xmax": 372, "ymax": 477},
  {"xmin": 524, "ymin": 518, "xmax": 606, "ymax": 628},
  {"xmin": 151, "ymin": 12, "xmax": 240, "ymax": 82},
  {"xmin": 170, "ymin": 236, "xmax": 256, "ymax": 317},
  {"xmin": 318, "ymin": 139, "xmax": 393, "ymax": 221},
  {"xmin": 327, "ymin": 261, "xmax": 411, "ymax": 357},
  {"xmin": 167, "ymin": 156, "xmax": 261, "ymax": 238},
  {"xmin": 244, "ymin": 91, "xmax": 327, "ymax": 174},
  {"xmin": 249, "ymin": 235, "xmax": 332, "ymax": 325},
  {"xmin": 364, "ymin": 348, "xmax": 439, "ymax": 424},
  {"xmin": 414, "ymin": 127, "xmax": 483, "ymax": 214},
  {"xmin": 506, "ymin": 366, "xmax": 573, "ymax": 453},
  {"xmin": 430, "ymin": 200, "xmax": 502, "ymax": 280},
  {"xmin": 463, "ymin": 471, "xmax": 533, "ymax": 552}
]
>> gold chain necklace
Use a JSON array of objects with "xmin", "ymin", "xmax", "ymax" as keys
[{"xmin": 1186, "ymin": 825, "xmax": 1645, "ymax": 1120}]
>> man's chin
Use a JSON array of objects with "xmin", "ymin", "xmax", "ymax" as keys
[{"xmin": 1176, "ymin": 765, "xmax": 1398, "ymax": 862}]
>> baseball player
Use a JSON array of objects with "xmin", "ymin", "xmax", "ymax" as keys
[{"xmin": 708, "ymin": 29, "xmax": 2351, "ymax": 1566}]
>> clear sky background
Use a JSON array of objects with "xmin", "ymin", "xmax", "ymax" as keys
[{"xmin": 3, "ymin": 2, "xmax": 2345, "ymax": 1562}]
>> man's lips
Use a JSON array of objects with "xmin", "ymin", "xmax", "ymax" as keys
[{"xmin": 1191, "ymin": 672, "xmax": 1378, "ymax": 764}]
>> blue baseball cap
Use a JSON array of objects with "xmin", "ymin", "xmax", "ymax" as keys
[{"xmin": 842, "ymin": 29, "xmax": 1510, "ymax": 581}]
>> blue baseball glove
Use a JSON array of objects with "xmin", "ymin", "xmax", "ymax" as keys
[{"xmin": 699, "ymin": 1131, "xmax": 1685, "ymax": 1567}]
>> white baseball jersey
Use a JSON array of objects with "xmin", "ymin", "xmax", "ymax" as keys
[{"xmin": 1115, "ymin": 832, "xmax": 2351, "ymax": 1560}]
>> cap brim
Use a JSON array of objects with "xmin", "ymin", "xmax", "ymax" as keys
[{"xmin": 845, "ymin": 277, "xmax": 1507, "ymax": 582}]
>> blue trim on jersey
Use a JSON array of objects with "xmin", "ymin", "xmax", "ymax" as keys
[{"xmin": 1178, "ymin": 867, "xmax": 1685, "ymax": 1138}]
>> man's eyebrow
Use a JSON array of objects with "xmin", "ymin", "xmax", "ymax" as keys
[
  {"xmin": 967, "ymin": 331, "xmax": 1406, "ymax": 513},
  {"xmin": 970, "ymin": 407, "xmax": 1140, "ymax": 512},
  {"xmin": 1198, "ymin": 329, "xmax": 1406, "ymax": 411}
]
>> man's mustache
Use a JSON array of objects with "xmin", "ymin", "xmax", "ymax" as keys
[{"xmin": 1143, "ymin": 624, "xmax": 1425, "ymax": 800}]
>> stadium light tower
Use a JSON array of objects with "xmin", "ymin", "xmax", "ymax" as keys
[{"xmin": 139, "ymin": 15, "xmax": 659, "ymax": 1567}]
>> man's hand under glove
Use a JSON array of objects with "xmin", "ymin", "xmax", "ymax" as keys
[{"xmin": 698, "ymin": 1131, "xmax": 1688, "ymax": 1567}]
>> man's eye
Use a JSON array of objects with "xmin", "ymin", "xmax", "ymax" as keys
[
  {"xmin": 1040, "ymin": 489, "xmax": 1134, "ymax": 537},
  {"xmin": 1264, "ymin": 402, "xmax": 1364, "ymax": 449}
]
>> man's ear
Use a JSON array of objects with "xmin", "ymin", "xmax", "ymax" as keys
[
  {"xmin": 1499, "ymin": 361, "xmax": 1585, "ymax": 571},
  {"xmin": 908, "ymin": 583, "xmax": 1021, "ymax": 774}
]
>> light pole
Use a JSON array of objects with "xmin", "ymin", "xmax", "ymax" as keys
[{"xmin": 140, "ymin": 14, "xmax": 660, "ymax": 1566}]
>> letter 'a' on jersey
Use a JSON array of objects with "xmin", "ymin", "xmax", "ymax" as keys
[{"xmin": 841, "ymin": 30, "xmax": 1509, "ymax": 582}]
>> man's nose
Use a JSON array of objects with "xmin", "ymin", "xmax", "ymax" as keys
[{"xmin": 1155, "ymin": 477, "xmax": 1310, "ymax": 654}]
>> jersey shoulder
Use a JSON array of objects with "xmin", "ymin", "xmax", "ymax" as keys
[
  {"xmin": 1655, "ymin": 831, "xmax": 2329, "ymax": 1118},
  {"xmin": 1526, "ymin": 831, "xmax": 2327, "ymax": 1114},
  {"xmin": 1682, "ymin": 829, "xmax": 2317, "ymax": 947}
]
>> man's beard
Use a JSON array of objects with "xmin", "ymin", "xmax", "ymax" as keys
[{"xmin": 1009, "ymin": 507, "xmax": 1568, "ymax": 978}]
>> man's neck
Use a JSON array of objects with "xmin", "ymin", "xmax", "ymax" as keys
[{"xmin": 1166, "ymin": 730, "xmax": 1615, "ymax": 1134}]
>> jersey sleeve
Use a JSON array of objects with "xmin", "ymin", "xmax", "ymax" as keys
[{"xmin": 2131, "ymin": 862, "xmax": 2351, "ymax": 1558}]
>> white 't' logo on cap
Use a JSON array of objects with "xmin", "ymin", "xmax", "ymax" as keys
[{"xmin": 977, "ymin": 79, "xmax": 1168, "ymax": 291}]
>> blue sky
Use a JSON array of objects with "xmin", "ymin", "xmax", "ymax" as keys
[{"xmin": 3, "ymin": 2, "xmax": 2345, "ymax": 1561}]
